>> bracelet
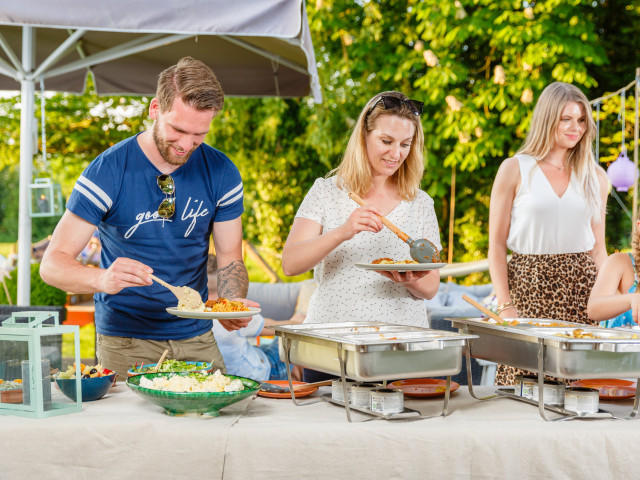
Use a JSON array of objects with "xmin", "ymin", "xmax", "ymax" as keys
[{"xmin": 497, "ymin": 302, "xmax": 515, "ymax": 314}]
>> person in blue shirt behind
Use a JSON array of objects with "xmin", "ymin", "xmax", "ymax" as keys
[
  {"xmin": 40, "ymin": 57, "xmax": 252, "ymax": 380},
  {"xmin": 588, "ymin": 219, "xmax": 640, "ymax": 328}
]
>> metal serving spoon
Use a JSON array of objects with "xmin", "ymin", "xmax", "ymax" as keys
[
  {"xmin": 150, "ymin": 274, "xmax": 204, "ymax": 310},
  {"xmin": 259, "ymin": 379, "xmax": 333, "ymax": 393},
  {"xmin": 348, "ymin": 192, "xmax": 439, "ymax": 263}
]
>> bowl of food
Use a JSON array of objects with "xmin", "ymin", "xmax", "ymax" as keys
[
  {"xmin": 55, "ymin": 364, "xmax": 116, "ymax": 402},
  {"xmin": 126, "ymin": 371, "xmax": 260, "ymax": 417},
  {"xmin": 127, "ymin": 360, "xmax": 213, "ymax": 377},
  {"xmin": 0, "ymin": 379, "xmax": 23, "ymax": 404}
]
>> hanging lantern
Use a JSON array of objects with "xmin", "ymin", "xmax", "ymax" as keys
[
  {"xmin": 607, "ymin": 149, "xmax": 638, "ymax": 192},
  {"xmin": 29, "ymin": 178, "xmax": 63, "ymax": 217}
]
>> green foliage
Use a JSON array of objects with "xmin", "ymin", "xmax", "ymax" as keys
[
  {"xmin": 0, "ymin": 75, "xmax": 148, "ymax": 242},
  {"xmin": 0, "ymin": 263, "xmax": 67, "ymax": 306},
  {"xmin": 0, "ymin": 1, "xmax": 639, "ymax": 281}
]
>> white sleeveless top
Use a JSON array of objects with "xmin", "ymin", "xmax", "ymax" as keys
[{"xmin": 507, "ymin": 154, "xmax": 595, "ymax": 254}]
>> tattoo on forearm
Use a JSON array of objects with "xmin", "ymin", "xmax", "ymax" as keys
[{"xmin": 217, "ymin": 260, "xmax": 249, "ymax": 299}]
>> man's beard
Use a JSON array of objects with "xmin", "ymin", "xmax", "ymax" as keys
[{"xmin": 152, "ymin": 122, "xmax": 197, "ymax": 166}]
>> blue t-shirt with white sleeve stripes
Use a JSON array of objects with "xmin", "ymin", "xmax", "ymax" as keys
[{"xmin": 66, "ymin": 133, "xmax": 244, "ymax": 340}]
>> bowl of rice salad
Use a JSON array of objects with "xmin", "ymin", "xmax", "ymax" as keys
[{"xmin": 126, "ymin": 370, "xmax": 259, "ymax": 417}]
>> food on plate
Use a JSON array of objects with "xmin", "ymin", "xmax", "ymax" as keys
[
  {"xmin": 139, "ymin": 370, "xmax": 245, "ymax": 393},
  {"xmin": 528, "ymin": 322, "xmax": 570, "ymax": 327},
  {"xmin": 554, "ymin": 329, "xmax": 598, "ymax": 339},
  {"xmin": 56, "ymin": 363, "xmax": 112, "ymax": 379},
  {"xmin": 177, "ymin": 287, "xmax": 205, "ymax": 312},
  {"xmin": 553, "ymin": 329, "xmax": 638, "ymax": 339},
  {"xmin": 488, "ymin": 319, "xmax": 569, "ymax": 327},
  {"xmin": 493, "ymin": 319, "xmax": 520, "ymax": 327},
  {"xmin": 372, "ymin": 258, "xmax": 419, "ymax": 265},
  {"xmin": 130, "ymin": 360, "xmax": 211, "ymax": 374},
  {"xmin": 205, "ymin": 297, "xmax": 249, "ymax": 312}
]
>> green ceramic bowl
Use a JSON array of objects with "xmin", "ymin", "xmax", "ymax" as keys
[{"xmin": 126, "ymin": 372, "xmax": 259, "ymax": 417}]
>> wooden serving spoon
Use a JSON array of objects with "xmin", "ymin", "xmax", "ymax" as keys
[
  {"xmin": 462, "ymin": 294, "xmax": 506, "ymax": 324},
  {"xmin": 150, "ymin": 274, "xmax": 203, "ymax": 310},
  {"xmin": 348, "ymin": 192, "xmax": 439, "ymax": 263},
  {"xmin": 151, "ymin": 349, "xmax": 169, "ymax": 373}
]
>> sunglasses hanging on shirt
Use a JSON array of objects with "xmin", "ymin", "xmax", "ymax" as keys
[{"xmin": 156, "ymin": 174, "xmax": 176, "ymax": 219}]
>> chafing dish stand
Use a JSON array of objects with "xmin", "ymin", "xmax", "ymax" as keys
[
  {"xmin": 447, "ymin": 318, "xmax": 640, "ymax": 421},
  {"xmin": 274, "ymin": 322, "xmax": 476, "ymax": 423}
]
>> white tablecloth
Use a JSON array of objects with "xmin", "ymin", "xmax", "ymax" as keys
[{"xmin": 1, "ymin": 384, "xmax": 638, "ymax": 479}]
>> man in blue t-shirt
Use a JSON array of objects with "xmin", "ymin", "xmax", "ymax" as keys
[{"xmin": 40, "ymin": 57, "xmax": 251, "ymax": 379}]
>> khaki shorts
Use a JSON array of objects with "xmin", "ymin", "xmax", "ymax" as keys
[{"xmin": 96, "ymin": 331, "xmax": 225, "ymax": 380}]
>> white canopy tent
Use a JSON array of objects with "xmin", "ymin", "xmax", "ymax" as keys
[{"xmin": 0, "ymin": 0, "xmax": 321, "ymax": 305}]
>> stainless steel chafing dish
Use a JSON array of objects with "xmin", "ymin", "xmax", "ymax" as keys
[
  {"xmin": 448, "ymin": 318, "xmax": 640, "ymax": 379},
  {"xmin": 273, "ymin": 322, "xmax": 477, "ymax": 382}
]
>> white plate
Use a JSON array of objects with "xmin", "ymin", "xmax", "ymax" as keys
[
  {"xmin": 355, "ymin": 262, "xmax": 447, "ymax": 271},
  {"xmin": 166, "ymin": 307, "xmax": 261, "ymax": 319}
]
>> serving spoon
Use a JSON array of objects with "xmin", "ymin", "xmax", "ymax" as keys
[
  {"xmin": 150, "ymin": 274, "xmax": 203, "ymax": 310},
  {"xmin": 151, "ymin": 349, "xmax": 169, "ymax": 374},
  {"xmin": 462, "ymin": 294, "xmax": 506, "ymax": 324},
  {"xmin": 259, "ymin": 379, "xmax": 333, "ymax": 394},
  {"xmin": 348, "ymin": 192, "xmax": 439, "ymax": 263}
]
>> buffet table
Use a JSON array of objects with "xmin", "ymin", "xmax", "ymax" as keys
[{"xmin": 1, "ymin": 384, "xmax": 638, "ymax": 479}]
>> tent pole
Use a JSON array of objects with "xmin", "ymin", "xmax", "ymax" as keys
[
  {"xmin": 17, "ymin": 26, "xmax": 35, "ymax": 306},
  {"xmin": 447, "ymin": 165, "xmax": 456, "ymax": 283}
]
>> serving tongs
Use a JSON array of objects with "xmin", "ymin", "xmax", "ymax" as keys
[
  {"xmin": 259, "ymin": 379, "xmax": 333, "ymax": 394},
  {"xmin": 348, "ymin": 192, "xmax": 439, "ymax": 263}
]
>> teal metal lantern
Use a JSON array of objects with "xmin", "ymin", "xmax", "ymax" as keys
[
  {"xmin": 0, "ymin": 311, "xmax": 81, "ymax": 418},
  {"xmin": 29, "ymin": 178, "xmax": 63, "ymax": 217}
]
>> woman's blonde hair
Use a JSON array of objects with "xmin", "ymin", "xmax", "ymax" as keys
[
  {"xmin": 330, "ymin": 91, "xmax": 424, "ymax": 200},
  {"xmin": 633, "ymin": 226, "xmax": 640, "ymax": 282},
  {"xmin": 517, "ymin": 82, "xmax": 602, "ymax": 221}
]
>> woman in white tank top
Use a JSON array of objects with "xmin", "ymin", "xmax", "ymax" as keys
[{"xmin": 488, "ymin": 82, "xmax": 609, "ymax": 386}]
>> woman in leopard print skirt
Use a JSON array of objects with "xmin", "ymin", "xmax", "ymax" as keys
[{"xmin": 488, "ymin": 82, "xmax": 609, "ymax": 386}]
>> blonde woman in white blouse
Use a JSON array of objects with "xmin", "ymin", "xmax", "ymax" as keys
[
  {"xmin": 488, "ymin": 82, "xmax": 609, "ymax": 386},
  {"xmin": 282, "ymin": 92, "xmax": 442, "ymax": 371}
]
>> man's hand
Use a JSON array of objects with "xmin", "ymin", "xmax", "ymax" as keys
[
  {"xmin": 98, "ymin": 257, "xmax": 153, "ymax": 295},
  {"xmin": 217, "ymin": 298, "xmax": 259, "ymax": 332}
]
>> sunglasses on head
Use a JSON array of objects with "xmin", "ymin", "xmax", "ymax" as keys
[
  {"xmin": 156, "ymin": 174, "xmax": 175, "ymax": 219},
  {"xmin": 368, "ymin": 95, "xmax": 424, "ymax": 116}
]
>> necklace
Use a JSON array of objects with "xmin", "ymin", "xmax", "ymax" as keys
[{"xmin": 543, "ymin": 160, "xmax": 565, "ymax": 171}]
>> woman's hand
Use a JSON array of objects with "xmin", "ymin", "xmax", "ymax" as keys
[
  {"xmin": 374, "ymin": 268, "xmax": 440, "ymax": 300},
  {"xmin": 375, "ymin": 269, "xmax": 429, "ymax": 285},
  {"xmin": 336, "ymin": 205, "xmax": 384, "ymax": 241},
  {"xmin": 630, "ymin": 293, "xmax": 640, "ymax": 325},
  {"xmin": 498, "ymin": 306, "xmax": 518, "ymax": 319}
]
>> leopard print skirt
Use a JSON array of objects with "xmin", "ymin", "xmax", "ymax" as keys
[{"xmin": 494, "ymin": 252, "xmax": 598, "ymax": 386}]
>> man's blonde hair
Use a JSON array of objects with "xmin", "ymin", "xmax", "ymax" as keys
[
  {"xmin": 517, "ymin": 82, "xmax": 602, "ymax": 221},
  {"xmin": 156, "ymin": 56, "xmax": 224, "ymax": 112},
  {"xmin": 330, "ymin": 91, "xmax": 424, "ymax": 200}
]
